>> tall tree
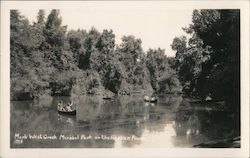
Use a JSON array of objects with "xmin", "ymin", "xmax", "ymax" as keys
[
  {"xmin": 171, "ymin": 34, "xmax": 211, "ymax": 94},
  {"xmin": 10, "ymin": 10, "xmax": 53, "ymax": 99},
  {"xmin": 43, "ymin": 10, "xmax": 76, "ymax": 95},
  {"xmin": 172, "ymin": 9, "xmax": 240, "ymax": 111},
  {"xmin": 36, "ymin": 9, "xmax": 45, "ymax": 25},
  {"xmin": 146, "ymin": 48, "xmax": 181, "ymax": 93},
  {"xmin": 118, "ymin": 35, "xmax": 146, "ymax": 87},
  {"xmin": 78, "ymin": 27, "xmax": 101, "ymax": 70},
  {"xmin": 67, "ymin": 29, "xmax": 87, "ymax": 65}
]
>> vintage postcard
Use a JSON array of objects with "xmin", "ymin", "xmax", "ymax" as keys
[{"xmin": 0, "ymin": 0, "xmax": 249, "ymax": 157}]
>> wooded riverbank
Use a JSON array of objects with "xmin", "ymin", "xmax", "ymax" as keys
[
  {"xmin": 10, "ymin": 9, "xmax": 240, "ymax": 148},
  {"xmin": 11, "ymin": 9, "xmax": 240, "ymax": 113}
]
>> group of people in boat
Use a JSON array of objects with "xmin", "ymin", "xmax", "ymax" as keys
[
  {"xmin": 57, "ymin": 100, "xmax": 74, "ymax": 112},
  {"xmin": 144, "ymin": 95, "xmax": 157, "ymax": 102}
]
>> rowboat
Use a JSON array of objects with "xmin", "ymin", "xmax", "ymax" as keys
[
  {"xmin": 103, "ymin": 96, "xmax": 112, "ymax": 99},
  {"xmin": 144, "ymin": 96, "xmax": 157, "ymax": 102},
  {"xmin": 57, "ymin": 101, "xmax": 76, "ymax": 115},
  {"xmin": 58, "ymin": 108, "xmax": 76, "ymax": 115}
]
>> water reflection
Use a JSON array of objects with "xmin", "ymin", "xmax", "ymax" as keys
[
  {"xmin": 131, "ymin": 122, "xmax": 177, "ymax": 148},
  {"xmin": 11, "ymin": 95, "xmax": 238, "ymax": 148}
]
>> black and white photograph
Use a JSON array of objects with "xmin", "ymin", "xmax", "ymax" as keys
[{"xmin": 0, "ymin": 0, "xmax": 249, "ymax": 157}]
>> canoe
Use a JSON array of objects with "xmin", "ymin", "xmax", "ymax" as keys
[
  {"xmin": 58, "ymin": 107, "xmax": 76, "ymax": 115},
  {"xmin": 144, "ymin": 96, "xmax": 157, "ymax": 102},
  {"xmin": 103, "ymin": 96, "xmax": 112, "ymax": 99},
  {"xmin": 57, "ymin": 102, "xmax": 76, "ymax": 115}
]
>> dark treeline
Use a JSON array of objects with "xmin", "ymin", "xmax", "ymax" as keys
[
  {"xmin": 171, "ymin": 9, "xmax": 240, "ymax": 112},
  {"xmin": 10, "ymin": 9, "xmax": 181, "ymax": 101},
  {"xmin": 11, "ymin": 9, "xmax": 240, "ymax": 113}
]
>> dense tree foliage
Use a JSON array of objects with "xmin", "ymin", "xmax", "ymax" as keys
[
  {"xmin": 11, "ymin": 10, "xmax": 52, "ymax": 100},
  {"xmin": 146, "ymin": 48, "xmax": 181, "ymax": 93},
  {"xmin": 11, "ymin": 10, "xmax": 180, "ymax": 100},
  {"xmin": 171, "ymin": 9, "xmax": 240, "ymax": 111},
  {"xmin": 11, "ymin": 9, "xmax": 239, "ymax": 108}
]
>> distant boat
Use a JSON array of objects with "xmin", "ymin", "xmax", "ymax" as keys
[
  {"xmin": 103, "ymin": 96, "xmax": 112, "ymax": 99},
  {"xmin": 144, "ymin": 96, "xmax": 157, "ymax": 102},
  {"xmin": 205, "ymin": 96, "xmax": 212, "ymax": 101},
  {"xmin": 150, "ymin": 97, "xmax": 157, "ymax": 102},
  {"xmin": 57, "ymin": 101, "xmax": 76, "ymax": 115},
  {"xmin": 58, "ymin": 107, "xmax": 76, "ymax": 115}
]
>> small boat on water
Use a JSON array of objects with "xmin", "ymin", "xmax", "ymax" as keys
[
  {"xmin": 103, "ymin": 96, "xmax": 112, "ymax": 99},
  {"xmin": 58, "ymin": 108, "xmax": 76, "ymax": 115},
  {"xmin": 57, "ymin": 101, "xmax": 76, "ymax": 115},
  {"xmin": 144, "ymin": 96, "xmax": 157, "ymax": 102},
  {"xmin": 150, "ymin": 97, "xmax": 157, "ymax": 102}
]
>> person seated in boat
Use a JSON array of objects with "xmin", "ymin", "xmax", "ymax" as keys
[
  {"xmin": 62, "ymin": 107, "xmax": 67, "ymax": 111},
  {"xmin": 205, "ymin": 93, "xmax": 212, "ymax": 101},
  {"xmin": 58, "ymin": 100, "xmax": 63, "ymax": 110},
  {"xmin": 151, "ymin": 96, "xmax": 157, "ymax": 102},
  {"xmin": 144, "ymin": 96, "xmax": 150, "ymax": 102},
  {"xmin": 66, "ymin": 101, "xmax": 73, "ymax": 111}
]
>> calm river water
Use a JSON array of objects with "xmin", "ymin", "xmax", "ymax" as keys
[{"xmin": 10, "ymin": 95, "xmax": 239, "ymax": 148}]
